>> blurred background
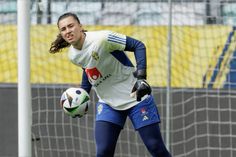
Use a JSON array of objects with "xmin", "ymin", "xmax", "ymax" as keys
[{"xmin": 1, "ymin": 0, "xmax": 236, "ymax": 157}]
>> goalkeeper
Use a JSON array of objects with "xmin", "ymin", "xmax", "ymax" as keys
[{"xmin": 49, "ymin": 12, "xmax": 171, "ymax": 157}]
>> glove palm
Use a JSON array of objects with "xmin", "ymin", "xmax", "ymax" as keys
[{"xmin": 131, "ymin": 79, "xmax": 152, "ymax": 101}]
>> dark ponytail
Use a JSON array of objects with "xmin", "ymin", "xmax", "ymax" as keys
[{"xmin": 49, "ymin": 34, "xmax": 70, "ymax": 53}]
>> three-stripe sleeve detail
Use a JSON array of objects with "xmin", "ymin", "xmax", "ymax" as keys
[{"xmin": 108, "ymin": 34, "xmax": 126, "ymax": 45}]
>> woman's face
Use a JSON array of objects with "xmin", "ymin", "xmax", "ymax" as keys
[{"xmin": 58, "ymin": 16, "xmax": 83, "ymax": 45}]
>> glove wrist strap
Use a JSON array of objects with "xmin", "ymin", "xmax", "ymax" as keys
[{"xmin": 136, "ymin": 69, "xmax": 146, "ymax": 80}]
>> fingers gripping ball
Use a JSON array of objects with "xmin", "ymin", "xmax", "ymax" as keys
[{"xmin": 60, "ymin": 88, "xmax": 90, "ymax": 118}]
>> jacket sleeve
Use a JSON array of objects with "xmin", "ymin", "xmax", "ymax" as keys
[
  {"xmin": 124, "ymin": 36, "xmax": 146, "ymax": 71},
  {"xmin": 80, "ymin": 69, "xmax": 92, "ymax": 94}
]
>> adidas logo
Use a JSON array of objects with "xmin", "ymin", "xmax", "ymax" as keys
[{"xmin": 142, "ymin": 115, "xmax": 149, "ymax": 121}]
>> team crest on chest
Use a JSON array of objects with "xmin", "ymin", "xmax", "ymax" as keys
[{"xmin": 92, "ymin": 51, "xmax": 99, "ymax": 61}]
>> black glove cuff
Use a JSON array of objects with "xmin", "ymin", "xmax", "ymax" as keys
[{"xmin": 133, "ymin": 69, "xmax": 147, "ymax": 80}]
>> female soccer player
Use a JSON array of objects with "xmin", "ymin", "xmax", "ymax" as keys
[{"xmin": 49, "ymin": 12, "xmax": 171, "ymax": 157}]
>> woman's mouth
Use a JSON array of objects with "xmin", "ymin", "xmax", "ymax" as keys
[{"xmin": 68, "ymin": 36, "xmax": 73, "ymax": 40}]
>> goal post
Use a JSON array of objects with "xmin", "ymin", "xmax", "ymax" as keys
[
  {"xmin": 166, "ymin": 0, "xmax": 173, "ymax": 150},
  {"xmin": 17, "ymin": 0, "xmax": 31, "ymax": 157}
]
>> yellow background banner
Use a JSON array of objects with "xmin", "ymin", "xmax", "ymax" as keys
[{"xmin": 0, "ymin": 25, "xmax": 232, "ymax": 88}]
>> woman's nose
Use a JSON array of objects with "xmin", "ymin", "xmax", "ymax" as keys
[{"xmin": 65, "ymin": 28, "xmax": 71, "ymax": 34}]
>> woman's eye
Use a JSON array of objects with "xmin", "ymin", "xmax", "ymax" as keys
[{"xmin": 60, "ymin": 28, "xmax": 65, "ymax": 32}]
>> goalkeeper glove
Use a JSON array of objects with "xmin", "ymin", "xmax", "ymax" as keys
[{"xmin": 131, "ymin": 69, "xmax": 152, "ymax": 101}]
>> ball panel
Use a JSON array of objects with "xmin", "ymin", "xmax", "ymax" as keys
[{"xmin": 60, "ymin": 87, "xmax": 90, "ymax": 118}]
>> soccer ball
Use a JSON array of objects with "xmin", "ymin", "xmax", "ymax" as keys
[{"xmin": 60, "ymin": 87, "xmax": 90, "ymax": 118}]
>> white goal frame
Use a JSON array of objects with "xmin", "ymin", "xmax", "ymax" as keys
[{"xmin": 17, "ymin": 0, "xmax": 31, "ymax": 157}]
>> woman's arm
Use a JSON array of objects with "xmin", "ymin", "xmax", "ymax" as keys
[
  {"xmin": 125, "ymin": 36, "xmax": 147, "ymax": 79},
  {"xmin": 80, "ymin": 69, "xmax": 92, "ymax": 94}
]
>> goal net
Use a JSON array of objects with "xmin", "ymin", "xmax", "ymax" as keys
[{"xmin": 1, "ymin": 0, "xmax": 236, "ymax": 157}]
